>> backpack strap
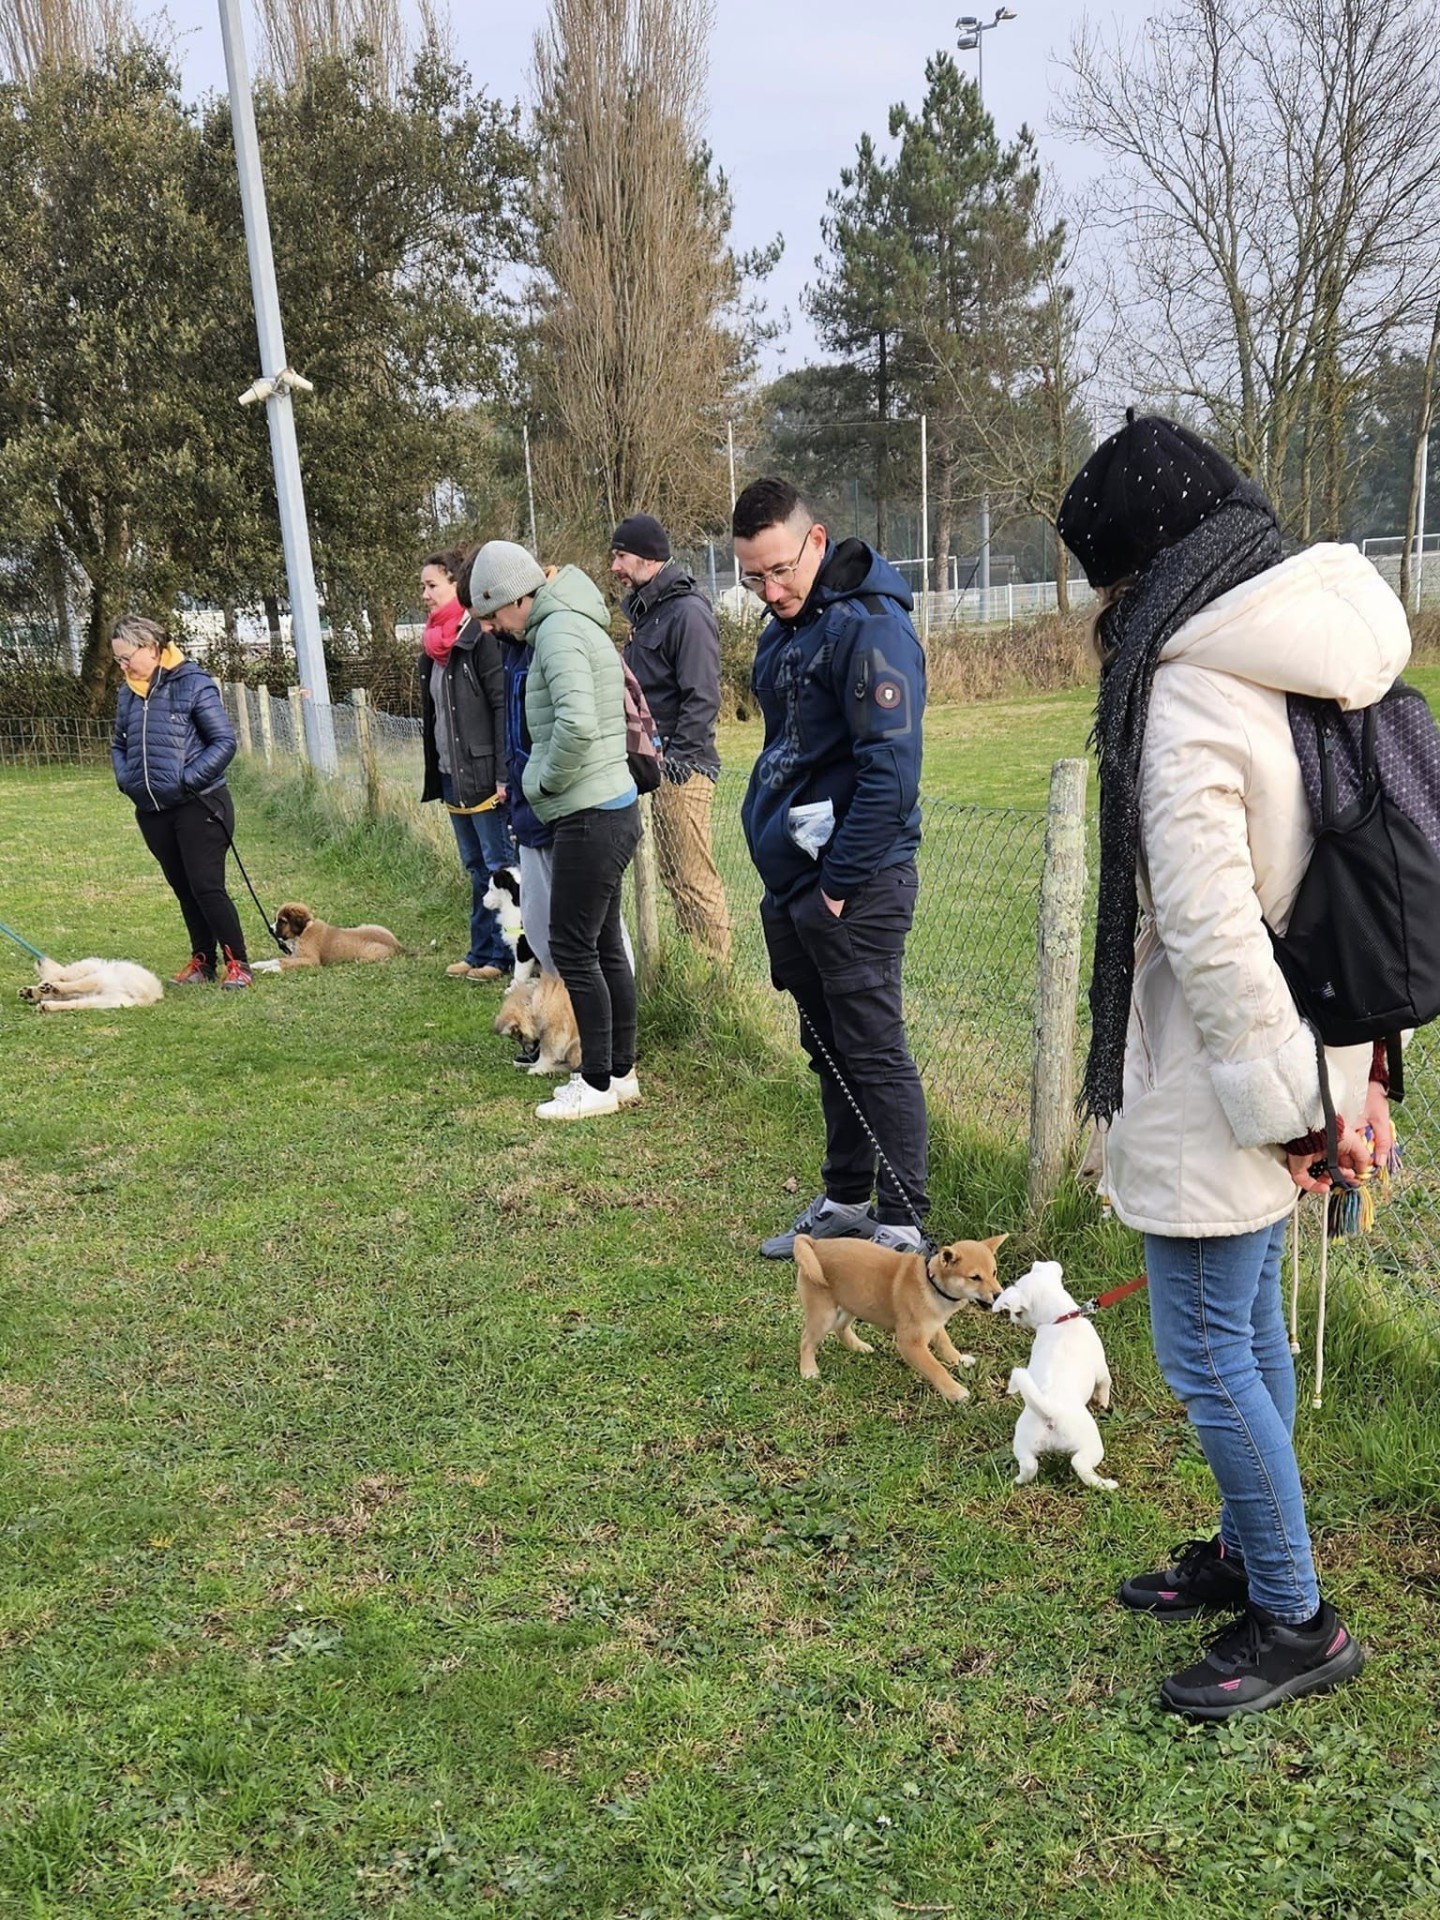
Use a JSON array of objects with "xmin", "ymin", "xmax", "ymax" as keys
[
  {"xmin": 1387, "ymin": 1032, "xmax": 1406, "ymax": 1103},
  {"xmin": 1308, "ymin": 1022, "xmax": 1342, "ymax": 1182},
  {"xmin": 1314, "ymin": 706, "xmax": 1337, "ymax": 824}
]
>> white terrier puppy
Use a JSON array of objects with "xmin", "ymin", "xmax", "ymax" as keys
[{"xmin": 991, "ymin": 1260, "xmax": 1117, "ymax": 1492}]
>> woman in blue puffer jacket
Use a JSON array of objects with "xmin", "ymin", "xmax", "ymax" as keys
[{"xmin": 110, "ymin": 615, "xmax": 252, "ymax": 988}]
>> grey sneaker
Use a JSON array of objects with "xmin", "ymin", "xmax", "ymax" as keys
[
  {"xmin": 759, "ymin": 1195, "xmax": 875, "ymax": 1260},
  {"xmin": 872, "ymin": 1222, "xmax": 925, "ymax": 1253}
]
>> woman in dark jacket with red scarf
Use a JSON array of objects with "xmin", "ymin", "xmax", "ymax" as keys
[{"xmin": 417, "ymin": 549, "xmax": 512, "ymax": 979}]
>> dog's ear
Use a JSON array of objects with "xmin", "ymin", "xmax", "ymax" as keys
[{"xmin": 984, "ymin": 1233, "xmax": 1008, "ymax": 1252}]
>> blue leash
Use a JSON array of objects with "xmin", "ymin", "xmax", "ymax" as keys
[{"xmin": 0, "ymin": 918, "xmax": 49, "ymax": 962}]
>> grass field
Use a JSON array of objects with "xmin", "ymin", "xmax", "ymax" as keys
[{"xmin": 3, "ymin": 691, "xmax": 1440, "ymax": 1919}]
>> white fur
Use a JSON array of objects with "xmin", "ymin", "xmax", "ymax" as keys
[
  {"xmin": 481, "ymin": 865, "xmax": 537, "ymax": 984},
  {"xmin": 991, "ymin": 1260, "xmax": 1117, "ymax": 1492},
  {"xmin": 1208, "ymin": 1025, "xmax": 1323, "ymax": 1149},
  {"xmin": 21, "ymin": 955, "xmax": 164, "ymax": 1012}
]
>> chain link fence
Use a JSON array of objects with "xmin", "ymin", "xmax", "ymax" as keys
[{"xmin": 5, "ymin": 686, "xmax": 1438, "ymax": 1316}]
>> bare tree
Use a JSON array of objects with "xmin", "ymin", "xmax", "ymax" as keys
[
  {"xmin": 1058, "ymin": 0, "xmax": 1440, "ymax": 537},
  {"xmin": 936, "ymin": 181, "xmax": 1113, "ymax": 612},
  {"xmin": 0, "ymin": 0, "xmax": 126, "ymax": 82},
  {"xmin": 530, "ymin": 0, "xmax": 746, "ymax": 552},
  {"xmin": 256, "ymin": 0, "xmax": 404, "ymax": 91}
]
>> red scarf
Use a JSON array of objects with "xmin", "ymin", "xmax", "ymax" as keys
[{"xmin": 424, "ymin": 597, "xmax": 464, "ymax": 664}]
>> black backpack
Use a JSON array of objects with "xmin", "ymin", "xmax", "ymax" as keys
[{"xmin": 1268, "ymin": 679, "xmax": 1440, "ymax": 1162}]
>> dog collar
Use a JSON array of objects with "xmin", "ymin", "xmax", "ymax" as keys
[
  {"xmin": 926, "ymin": 1271, "xmax": 968, "ymax": 1305},
  {"xmin": 1052, "ymin": 1309, "xmax": 1086, "ymax": 1324}
]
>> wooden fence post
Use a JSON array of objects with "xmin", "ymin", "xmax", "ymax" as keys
[
  {"xmin": 1028, "ymin": 757, "xmax": 1088, "ymax": 1213},
  {"xmin": 351, "ymin": 687, "xmax": 380, "ymax": 821},
  {"xmin": 632, "ymin": 792, "xmax": 662, "ymax": 982},
  {"xmin": 256, "ymin": 686, "xmax": 275, "ymax": 766},
  {"xmin": 233, "ymin": 682, "xmax": 253, "ymax": 756},
  {"xmin": 287, "ymin": 686, "xmax": 309, "ymax": 768}
]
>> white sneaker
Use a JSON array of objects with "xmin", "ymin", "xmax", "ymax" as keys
[
  {"xmin": 872, "ymin": 1222, "xmax": 924, "ymax": 1253},
  {"xmin": 535, "ymin": 1073, "xmax": 620, "ymax": 1121},
  {"xmin": 611, "ymin": 1070, "xmax": 641, "ymax": 1107}
]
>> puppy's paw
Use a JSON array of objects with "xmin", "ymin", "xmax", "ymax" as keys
[
  {"xmin": 1100, "ymin": 1478, "xmax": 1119, "ymax": 1492},
  {"xmin": 1005, "ymin": 1367, "xmax": 1024, "ymax": 1395},
  {"xmin": 945, "ymin": 1382, "xmax": 971, "ymax": 1404},
  {"xmin": 17, "ymin": 984, "xmax": 37, "ymax": 1001},
  {"xmin": 956, "ymin": 1352, "xmax": 976, "ymax": 1369},
  {"xmin": 799, "ymin": 1362, "xmax": 821, "ymax": 1382}
]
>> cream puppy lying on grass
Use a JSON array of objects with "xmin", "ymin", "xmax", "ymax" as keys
[{"xmin": 991, "ymin": 1260, "xmax": 1117, "ymax": 1492}]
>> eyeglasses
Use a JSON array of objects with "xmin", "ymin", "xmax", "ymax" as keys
[{"xmin": 739, "ymin": 531, "xmax": 814, "ymax": 594}]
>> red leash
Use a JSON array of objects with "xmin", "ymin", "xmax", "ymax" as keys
[{"xmin": 1083, "ymin": 1273, "xmax": 1149, "ymax": 1315}]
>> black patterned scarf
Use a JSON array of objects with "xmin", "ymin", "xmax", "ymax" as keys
[{"xmin": 1083, "ymin": 482, "xmax": 1284, "ymax": 1123}]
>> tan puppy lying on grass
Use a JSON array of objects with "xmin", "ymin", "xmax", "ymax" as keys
[
  {"xmin": 272, "ymin": 903, "xmax": 403, "ymax": 968},
  {"xmin": 794, "ymin": 1232, "xmax": 1007, "ymax": 1402}
]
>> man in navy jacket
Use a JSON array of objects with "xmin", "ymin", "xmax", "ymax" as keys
[{"xmin": 734, "ymin": 476, "xmax": 929, "ymax": 1258}]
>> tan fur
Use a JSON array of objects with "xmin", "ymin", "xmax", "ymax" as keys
[
  {"xmin": 272, "ymin": 903, "xmax": 403, "ymax": 969},
  {"xmin": 19, "ymin": 955, "xmax": 163, "ymax": 1011},
  {"xmin": 493, "ymin": 971, "xmax": 581, "ymax": 1074},
  {"xmin": 794, "ymin": 1232, "xmax": 1007, "ymax": 1403}
]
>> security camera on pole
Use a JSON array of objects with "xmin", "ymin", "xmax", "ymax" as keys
[
  {"xmin": 956, "ymin": 6, "xmax": 1017, "ymax": 603},
  {"xmin": 218, "ymin": 0, "xmax": 336, "ymax": 774}
]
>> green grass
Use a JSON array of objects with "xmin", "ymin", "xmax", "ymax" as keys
[{"xmin": 2, "ymin": 729, "xmax": 1440, "ymax": 1919}]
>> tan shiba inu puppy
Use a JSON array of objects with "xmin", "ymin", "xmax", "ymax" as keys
[{"xmin": 794, "ymin": 1232, "xmax": 1007, "ymax": 1402}]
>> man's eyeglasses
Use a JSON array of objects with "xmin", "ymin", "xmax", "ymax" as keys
[{"xmin": 739, "ymin": 531, "xmax": 814, "ymax": 594}]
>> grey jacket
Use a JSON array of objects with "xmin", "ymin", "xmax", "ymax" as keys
[{"xmin": 622, "ymin": 562, "xmax": 721, "ymax": 779}]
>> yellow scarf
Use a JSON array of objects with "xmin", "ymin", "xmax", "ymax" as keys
[{"xmin": 125, "ymin": 642, "xmax": 186, "ymax": 698}]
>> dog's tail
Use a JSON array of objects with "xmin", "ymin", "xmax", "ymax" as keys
[
  {"xmin": 1007, "ymin": 1367, "xmax": 1060, "ymax": 1424},
  {"xmin": 793, "ymin": 1234, "xmax": 832, "ymax": 1294}
]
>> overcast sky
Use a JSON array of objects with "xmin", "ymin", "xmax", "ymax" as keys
[{"xmin": 157, "ymin": 0, "xmax": 1157, "ymax": 373}]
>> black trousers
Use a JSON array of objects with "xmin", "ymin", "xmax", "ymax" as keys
[
  {"xmin": 760, "ymin": 862, "xmax": 929, "ymax": 1226},
  {"xmin": 548, "ymin": 802, "xmax": 641, "ymax": 1079},
  {"xmin": 136, "ymin": 789, "xmax": 248, "ymax": 965}
]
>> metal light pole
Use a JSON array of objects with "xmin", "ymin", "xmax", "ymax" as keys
[
  {"xmin": 727, "ymin": 420, "xmax": 739, "ymax": 595},
  {"xmin": 218, "ymin": 0, "xmax": 335, "ymax": 772},
  {"xmin": 522, "ymin": 421, "xmax": 539, "ymax": 551},
  {"xmin": 919, "ymin": 414, "xmax": 930, "ymax": 644},
  {"xmin": 1415, "ymin": 424, "xmax": 1431, "ymax": 612},
  {"xmin": 957, "ymin": 7, "xmax": 1016, "ymax": 603}
]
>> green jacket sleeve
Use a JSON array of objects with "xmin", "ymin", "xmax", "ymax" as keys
[{"xmin": 524, "ymin": 616, "xmax": 600, "ymax": 801}]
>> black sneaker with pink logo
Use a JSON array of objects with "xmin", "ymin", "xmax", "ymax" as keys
[
  {"xmin": 1120, "ymin": 1535, "xmax": 1249, "ymax": 1619},
  {"xmin": 1160, "ymin": 1601, "xmax": 1364, "ymax": 1719}
]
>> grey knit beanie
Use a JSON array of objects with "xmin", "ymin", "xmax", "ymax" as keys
[{"xmin": 468, "ymin": 540, "xmax": 546, "ymax": 614}]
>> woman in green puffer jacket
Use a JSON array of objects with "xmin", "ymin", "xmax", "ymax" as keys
[{"xmin": 469, "ymin": 542, "xmax": 640, "ymax": 1124}]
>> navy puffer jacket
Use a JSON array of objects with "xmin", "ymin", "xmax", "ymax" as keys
[
  {"xmin": 743, "ymin": 539, "xmax": 924, "ymax": 906},
  {"xmin": 112, "ymin": 659, "xmax": 236, "ymax": 812}
]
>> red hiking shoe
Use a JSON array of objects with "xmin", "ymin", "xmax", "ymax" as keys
[
  {"xmin": 220, "ymin": 947, "xmax": 252, "ymax": 990},
  {"xmin": 172, "ymin": 953, "xmax": 216, "ymax": 984}
]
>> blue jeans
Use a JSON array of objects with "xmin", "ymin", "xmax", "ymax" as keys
[
  {"xmin": 1145, "ymin": 1219, "xmax": 1319, "ymax": 1622},
  {"xmin": 441, "ymin": 774, "xmax": 513, "ymax": 968}
]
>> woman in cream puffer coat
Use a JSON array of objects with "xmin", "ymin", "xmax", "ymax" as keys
[
  {"xmin": 1058, "ymin": 414, "xmax": 1410, "ymax": 1721},
  {"xmin": 1107, "ymin": 541, "xmax": 1408, "ymax": 1235}
]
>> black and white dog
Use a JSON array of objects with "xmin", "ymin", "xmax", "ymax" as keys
[{"xmin": 482, "ymin": 866, "xmax": 537, "ymax": 984}]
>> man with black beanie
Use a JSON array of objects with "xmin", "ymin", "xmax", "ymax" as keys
[{"xmin": 611, "ymin": 513, "xmax": 731, "ymax": 964}]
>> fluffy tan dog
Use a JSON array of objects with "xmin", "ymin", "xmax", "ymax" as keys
[
  {"xmin": 272, "ymin": 903, "xmax": 403, "ymax": 969},
  {"xmin": 493, "ymin": 971, "xmax": 581, "ymax": 1074},
  {"xmin": 19, "ymin": 955, "xmax": 164, "ymax": 1011},
  {"xmin": 795, "ymin": 1232, "xmax": 1007, "ymax": 1403}
]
